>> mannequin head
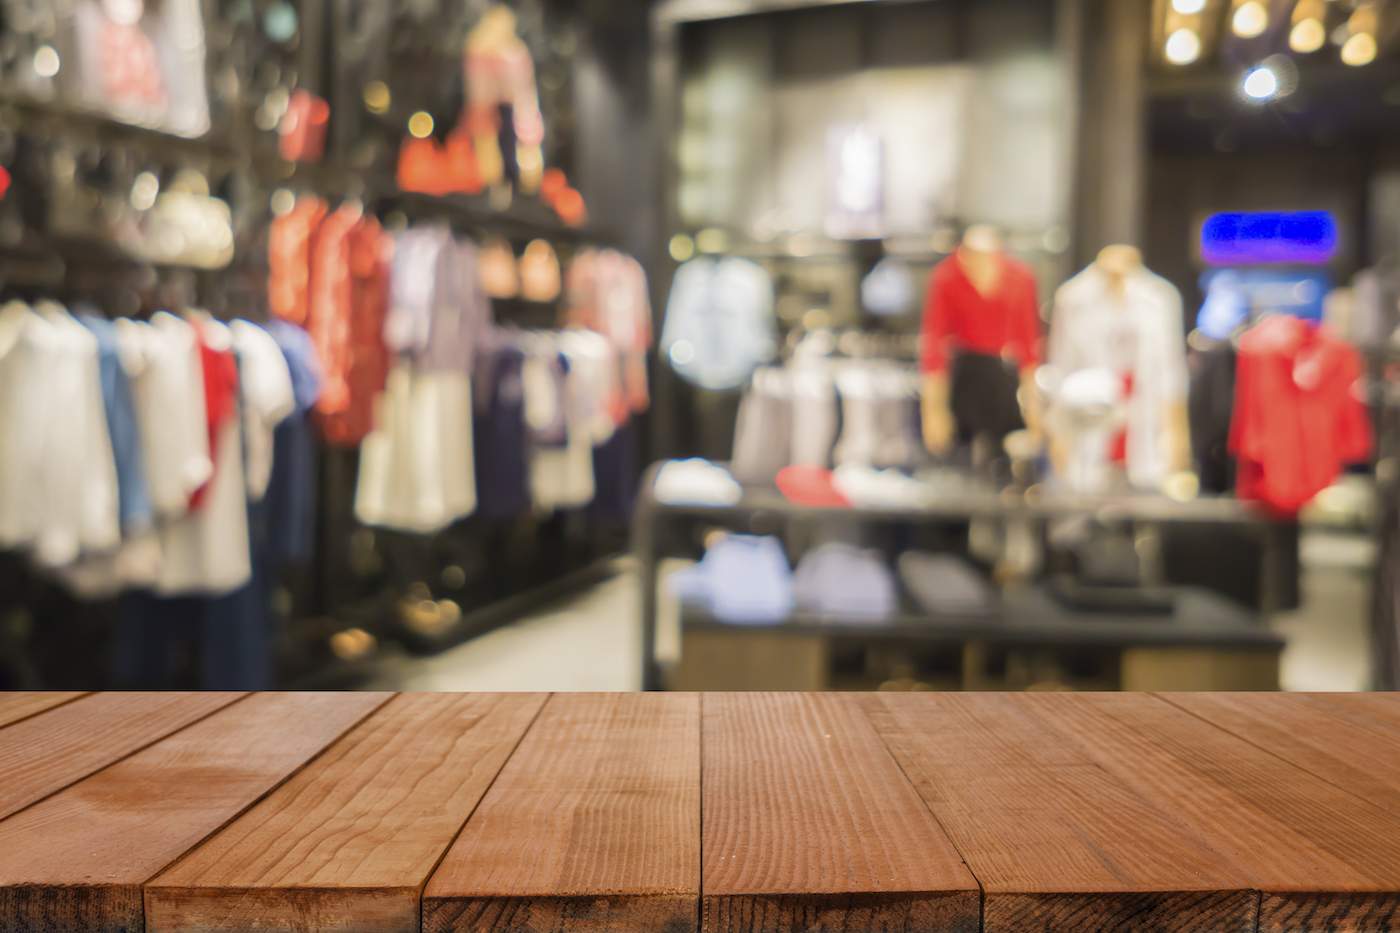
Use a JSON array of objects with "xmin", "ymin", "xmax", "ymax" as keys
[
  {"xmin": 1094, "ymin": 244, "xmax": 1143, "ymax": 279},
  {"xmin": 961, "ymin": 224, "xmax": 1004, "ymax": 255}
]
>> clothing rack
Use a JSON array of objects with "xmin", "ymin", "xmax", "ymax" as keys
[{"xmin": 0, "ymin": 82, "xmax": 641, "ymax": 692}]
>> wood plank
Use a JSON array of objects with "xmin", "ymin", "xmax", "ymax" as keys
[
  {"xmin": 0, "ymin": 692, "xmax": 392, "ymax": 933},
  {"xmin": 0, "ymin": 691, "xmax": 243, "ymax": 822},
  {"xmin": 860, "ymin": 693, "xmax": 1257, "ymax": 932},
  {"xmin": 701, "ymin": 693, "xmax": 979, "ymax": 933},
  {"xmin": 0, "ymin": 693, "xmax": 86, "ymax": 730},
  {"xmin": 1163, "ymin": 692, "xmax": 1400, "ymax": 930},
  {"xmin": 982, "ymin": 692, "xmax": 1400, "ymax": 933},
  {"xmin": 1164, "ymin": 692, "xmax": 1400, "ymax": 814},
  {"xmin": 145, "ymin": 693, "xmax": 547, "ymax": 933},
  {"xmin": 423, "ymin": 693, "xmax": 700, "ymax": 933}
]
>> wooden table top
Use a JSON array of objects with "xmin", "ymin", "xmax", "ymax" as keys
[{"xmin": 1, "ymin": 691, "xmax": 1399, "ymax": 932}]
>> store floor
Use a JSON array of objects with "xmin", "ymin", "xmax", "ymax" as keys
[
  {"xmin": 364, "ymin": 558, "xmax": 675, "ymax": 691},
  {"xmin": 366, "ymin": 534, "xmax": 1374, "ymax": 692}
]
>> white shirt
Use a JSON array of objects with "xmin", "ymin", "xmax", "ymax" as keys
[
  {"xmin": 1047, "ymin": 264, "xmax": 1188, "ymax": 491},
  {"xmin": 355, "ymin": 363, "xmax": 477, "ymax": 533},
  {"xmin": 153, "ymin": 317, "xmax": 251, "ymax": 596},
  {"xmin": 121, "ymin": 313, "xmax": 212, "ymax": 517},
  {"xmin": 17, "ymin": 302, "xmax": 121, "ymax": 567},
  {"xmin": 231, "ymin": 320, "xmax": 296, "ymax": 501}
]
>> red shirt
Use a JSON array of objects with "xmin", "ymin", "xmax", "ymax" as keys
[
  {"xmin": 1230, "ymin": 315, "xmax": 1372, "ymax": 514},
  {"xmin": 189, "ymin": 320, "xmax": 239, "ymax": 510},
  {"xmin": 309, "ymin": 207, "xmax": 391, "ymax": 447},
  {"xmin": 269, "ymin": 196, "xmax": 328, "ymax": 327},
  {"xmin": 920, "ymin": 251, "xmax": 1042, "ymax": 375}
]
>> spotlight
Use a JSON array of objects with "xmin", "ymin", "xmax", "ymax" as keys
[
  {"xmin": 1165, "ymin": 28, "xmax": 1203, "ymax": 65},
  {"xmin": 1341, "ymin": 3, "xmax": 1379, "ymax": 66},
  {"xmin": 1242, "ymin": 64, "xmax": 1279, "ymax": 100},
  {"xmin": 1342, "ymin": 31, "xmax": 1378, "ymax": 65},
  {"xmin": 1232, "ymin": 0, "xmax": 1268, "ymax": 38},
  {"xmin": 1172, "ymin": 0, "xmax": 1206, "ymax": 13},
  {"xmin": 1290, "ymin": 0, "xmax": 1327, "ymax": 53}
]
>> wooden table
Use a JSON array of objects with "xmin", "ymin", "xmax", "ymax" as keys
[{"xmin": 2, "ymin": 691, "xmax": 1399, "ymax": 932}]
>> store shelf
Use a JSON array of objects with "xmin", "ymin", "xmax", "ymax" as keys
[
  {"xmin": 379, "ymin": 190, "xmax": 621, "ymax": 246},
  {"xmin": 641, "ymin": 468, "xmax": 1275, "ymax": 527},
  {"xmin": 679, "ymin": 585, "xmax": 1278, "ymax": 650}
]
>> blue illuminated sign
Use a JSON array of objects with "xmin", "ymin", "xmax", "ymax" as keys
[{"xmin": 1200, "ymin": 211, "xmax": 1338, "ymax": 266}]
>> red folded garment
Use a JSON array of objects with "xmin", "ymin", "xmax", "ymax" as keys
[{"xmin": 776, "ymin": 466, "xmax": 850, "ymax": 508}]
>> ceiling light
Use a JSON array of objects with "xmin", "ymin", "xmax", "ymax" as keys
[
  {"xmin": 407, "ymin": 111, "xmax": 434, "ymax": 138},
  {"xmin": 1232, "ymin": 0, "xmax": 1269, "ymax": 38},
  {"xmin": 1172, "ymin": 0, "xmax": 1207, "ymax": 13},
  {"xmin": 32, "ymin": 45, "xmax": 59, "ymax": 78},
  {"xmin": 1342, "ymin": 31, "xmax": 1378, "ymax": 65},
  {"xmin": 1242, "ymin": 64, "xmax": 1279, "ymax": 100},
  {"xmin": 1290, "ymin": 0, "xmax": 1327, "ymax": 53},
  {"xmin": 1341, "ymin": 3, "xmax": 1379, "ymax": 66},
  {"xmin": 1290, "ymin": 18, "xmax": 1326, "ymax": 52},
  {"xmin": 1165, "ymin": 28, "xmax": 1203, "ymax": 64}
]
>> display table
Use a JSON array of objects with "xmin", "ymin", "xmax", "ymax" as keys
[
  {"xmin": 0, "ymin": 691, "xmax": 1398, "ymax": 932},
  {"xmin": 633, "ymin": 461, "xmax": 1291, "ymax": 690}
]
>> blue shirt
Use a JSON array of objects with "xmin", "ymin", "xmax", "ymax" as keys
[
  {"xmin": 265, "ymin": 320, "xmax": 323, "ymax": 563},
  {"xmin": 671, "ymin": 534, "xmax": 793, "ymax": 625},
  {"xmin": 661, "ymin": 257, "xmax": 776, "ymax": 391},
  {"xmin": 77, "ymin": 310, "xmax": 152, "ymax": 533}
]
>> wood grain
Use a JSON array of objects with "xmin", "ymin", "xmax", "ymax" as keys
[
  {"xmin": 0, "ymin": 691, "xmax": 242, "ymax": 822},
  {"xmin": 860, "ymin": 692, "xmax": 1257, "ymax": 932},
  {"xmin": 0, "ymin": 693, "xmax": 86, "ymax": 730},
  {"xmin": 0, "ymin": 691, "xmax": 390, "ymax": 933},
  {"xmin": 702, "ymin": 693, "xmax": 979, "ymax": 933},
  {"xmin": 1163, "ymin": 692, "xmax": 1400, "ymax": 932},
  {"xmin": 990, "ymin": 692, "xmax": 1400, "ymax": 932},
  {"xmin": 1164, "ymin": 692, "xmax": 1400, "ymax": 814},
  {"xmin": 145, "ymin": 692, "xmax": 546, "ymax": 933},
  {"xmin": 423, "ymin": 693, "xmax": 700, "ymax": 933}
]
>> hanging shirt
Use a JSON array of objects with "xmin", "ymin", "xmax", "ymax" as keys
[
  {"xmin": 189, "ymin": 316, "xmax": 240, "ymax": 510},
  {"xmin": 920, "ymin": 250, "xmax": 1041, "ymax": 375},
  {"xmin": 473, "ymin": 336, "xmax": 530, "ymax": 519},
  {"xmin": 355, "ymin": 362, "xmax": 476, "ymax": 533},
  {"xmin": 566, "ymin": 249, "xmax": 655, "ymax": 417},
  {"xmin": 231, "ymin": 321, "xmax": 296, "ymax": 502},
  {"xmin": 1047, "ymin": 263, "xmax": 1188, "ymax": 491},
  {"xmin": 30, "ymin": 302, "xmax": 121, "ymax": 567},
  {"xmin": 310, "ymin": 206, "xmax": 391, "ymax": 446},
  {"xmin": 385, "ymin": 227, "xmax": 491, "ymax": 372},
  {"xmin": 265, "ymin": 320, "xmax": 323, "ymax": 564},
  {"xmin": 155, "ymin": 318, "xmax": 252, "ymax": 596},
  {"xmin": 659, "ymin": 255, "xmax": 774, "ymax": 392},
  {"xmin": 77, "ymin": 311, "xmax": 152, "ymax": 534},
  {"xmin": 268, "ymin": 195, "xmax": 328, "ymax": 326},
  {"xmin": 120, "ymin": 313, "xmax": 212, "ymax": 517},
  {"xmin": 0, "ymin": 302, "xmax": 120, "ymax": 564},
  {"xmin": 1231, "ymin": 315, "xmax": 1372, "ymax": 514}
]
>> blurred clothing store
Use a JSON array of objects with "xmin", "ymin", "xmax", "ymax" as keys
[{"xmin": 0, "ymin": 0, "xmax": 1395, "ymax": 694}]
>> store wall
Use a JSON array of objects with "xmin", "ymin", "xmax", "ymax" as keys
[{"xmin": 676, "ymin": 0, "xmax": 1069, "ymax": 242}]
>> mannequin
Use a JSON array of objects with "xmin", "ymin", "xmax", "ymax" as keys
[
  {"xmin": 920, "ymin": 224, "xmax": 1042, "ymax": 457},
  {"xmin": 1045, "ymin": 244, "xmax": 1192, "ymax": 492},
  {"xmin": 465, "ymin": 6, "xmax": 544, "ymax": 193}
]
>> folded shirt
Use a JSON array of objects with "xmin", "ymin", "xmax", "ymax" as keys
[
  {"xmin": 897, "ymin": 551, "xmax": 994, "ymax": 616},
  {"xmin": 654, "ymin": 458, "xmax": 742, "ymax": 506},
  {"xmin": 794, "ymin": 542, "xmax": 897, "ymax": 620},
  {"xmin": 776, "ymin": 465, "xmax": 850, "ymax": 508},
  {"xmin": 669, "ymin": 534, "xmax": 793, "ymax": 625},
  {"xmin": 832, "ymin": 465, "xmax": 930, "ymax": 509}
]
